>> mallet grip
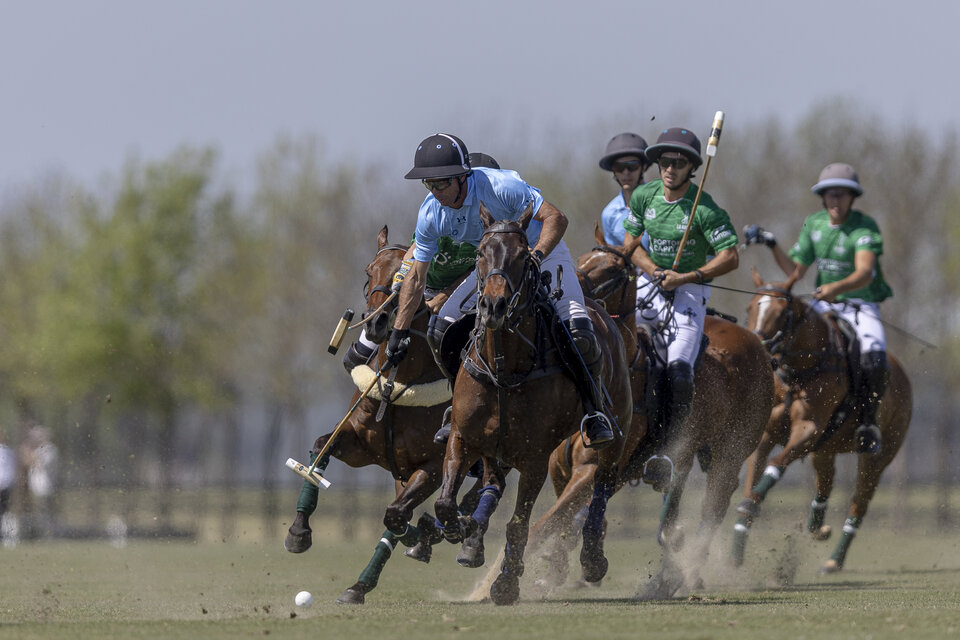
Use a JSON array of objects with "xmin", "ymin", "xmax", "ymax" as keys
[
  {"xmin": 706, "ymin": 111, "xmax": 724, "ymax": 158},
  {"xmin": 286, "ymin": 458, "xmax": 332, "ymax": 488}
]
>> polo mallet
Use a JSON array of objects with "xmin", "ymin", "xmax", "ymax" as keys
[
  {"xmin": 285, "ymin": 457, "xmax": 332, "ymax": 488},
  {"xmin": 327, "ymin": 291, "xmax": 399, "ymax": 355},
  {"xmin": 671, "ymin": 111, "xmax": 725, "ymax": 270},
  {"xmin": 286, "ymin": 362, "xmax": 389, "ymax": 487}
]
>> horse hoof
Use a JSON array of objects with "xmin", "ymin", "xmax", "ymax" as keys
[
  {"xmin": 457, "ymin": 537, "xmax": 485, "ymax": 568},
  {"xmin": 336, "ymin": 584, "xmax": 369, "ymax": 605},
  {"xmin": 490, "ymin": 574, "xmax": 520, "ymax": 606},
  {"xmin": 580, "ymin": 549, "xmax": 608, "ymax": 583},
  {"xmin": 819, "ymin": 559, "xmax": 842, "ymax": 575},
  {"xmin": 284, "ymin": 523, "xmax": 312, "ymax": 554},
  {"xmin": 811, "ymin": 525, "xmax": 832, "ymax": 541},
  {"xmin": 404, "ymin": 542, "xmax": 432, "ymax": 564}
]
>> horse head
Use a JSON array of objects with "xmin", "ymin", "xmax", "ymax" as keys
[
  {"xmin": 746, "ymin": 268, "xmax": 805, "ymax": 354},
  {"xmin": 362, "ymin": 226, "xmax": 407, "ymax": 343},
  {"xmin": 475, "ymin": 201, "xmax": 536, "ymax": 330},
  {"xmin": 575, "ymin": 222, "xmax": 636, "ymax": 316}
]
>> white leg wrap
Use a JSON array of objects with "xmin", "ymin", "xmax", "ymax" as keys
[
  {"xmin": 763, "ymin": 465, "xmax": 781, "ymax": 480},
  {"xmin": 379, "ymin": 537, "xmax": 395, "ymax": 552}
]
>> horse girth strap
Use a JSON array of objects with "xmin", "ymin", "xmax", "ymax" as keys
[{"xmin": 494, "ymin": 330, "xmax": 508, "ymax": 465}]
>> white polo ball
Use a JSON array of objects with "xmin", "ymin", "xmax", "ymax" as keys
[{"xmin": 295, "ymin": 590, "xmax": 314, "ymax": 608}]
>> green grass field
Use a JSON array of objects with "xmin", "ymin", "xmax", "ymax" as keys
[{"xmin": 1, "ymin": 485, "xmax": 958, "ymax": 639}]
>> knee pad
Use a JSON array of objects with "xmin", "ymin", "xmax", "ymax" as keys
[
  {"xmin": 427, "ymin": 315, "xmax": 456, "ymax": 379},
  {"xmin": 566, "ymin": 317, "xmax": 602, "ymax": 369}
]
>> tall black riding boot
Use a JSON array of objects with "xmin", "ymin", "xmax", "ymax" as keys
[
  {"xmin": 855, "ymin": 351, "xmax": 889, "ymax": 455},
  {"xmin": 643, "ymin": 360, "xmax": 694, "ymax": 491},
  {"xmin": 568, "ymin": 319, "xmax": 614, "ymax": 449}
]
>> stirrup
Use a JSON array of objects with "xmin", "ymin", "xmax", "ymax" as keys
[
  {"xmin": 854, "ymin": 423, "xmax": 882, "ymax": 455},
  {"xmin": 580, "ymin": 411, "xmax": 614, "ymax": 449},
  {"xmin": 434, "ymin": 406, "xmax": 453, "ymax": 445},
  {"xmin": 642, "ymin": 455, "xmax": 674, "ymax": 493}
]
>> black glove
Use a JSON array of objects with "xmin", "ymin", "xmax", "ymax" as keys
[
  {"xmin": 742, "ymin": 224, "xmax": 777, "ymax": 248},
  {"xmin": 384, "ymin": 328, "xmax": 410, "ymax": 369}
]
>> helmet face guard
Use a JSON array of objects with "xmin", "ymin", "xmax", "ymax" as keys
[
  {"xmin": 645, "ymin": 127, "xmax": 703, "ymax": 167},
  {"xmin": 405, "ymin": 133, "xmax": 471, "ymax": 180},
  {"xmin": 811, "ymin": 163, "xmax": 863, "ymax": 196},
  {"xmin": 599, "ymin": 132, "xmax": 649, "ymax": 170}
]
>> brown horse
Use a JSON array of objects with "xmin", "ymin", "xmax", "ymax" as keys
[
  {"xmin": 284, "ymin": 226, "xmax": 492, "ymax": 604},
  {"xmin": 511, "ymin": 227, "xmax": 774, "ymax": 598},
  {"xmin": 433, "ymin": 205, "xmax": 633, "ymax": 605},
  {"xmin": 731, "ymin": 271, "xmax": 913, "ymax": 573}
]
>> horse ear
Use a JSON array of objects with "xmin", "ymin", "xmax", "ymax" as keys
[
  {"xmin": 751, "ymin": 266, "xmax": 763, "ymax": 288},
  {"xmin": 378, "ymin": 225, "xmax": 388, "ymax": 250},
  {"xmin": 594, "ymin": 221, "xmax": 606, "ymax": 246},
  {"xmin": 479, "ymin": 202, "xmax": 495, "ymax": 229},
  {"xmin": 518, "ymin": 201, "xmax": 534, "ymax": 230}
]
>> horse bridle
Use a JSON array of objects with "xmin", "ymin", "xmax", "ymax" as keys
[
  {"xmin": 361, "ymin": 243, "xmax": 410, "ymax": 320},
  {"xmin": 753, "ymin": 284, "xmax": 800, "ymax": 356},
  {"xmin": 476, "ymin": 222, "xmax": 541, "ymax": 323},
  {"xmin": 577, "ymin": 245, "xmax": 636, "ymax": 315}
]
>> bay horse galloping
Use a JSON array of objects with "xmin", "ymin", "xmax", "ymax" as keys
[
  {"xmin": 434, "ymin": 205, "xmax": 632, "ymax": 605},
  {"xmin": 285, "ymin": 226, "xmax": 492, "ymax": 604},
  {"xmin": 732, "ymin": 271, "xmax": 913, "ymax": 573},
  {"xmin": 541, "ymin": 228, "xmax": 773, "ymax": 598}
]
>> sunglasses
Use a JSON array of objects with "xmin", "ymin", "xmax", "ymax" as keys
[
  {"xmin": 657, "ymin": 156, "xmax": 690, "ymax": 170},
  {"xmin": 422, "ymin": 177, "xmax": 454, "ymax": 192},
  {"xmin": 612, "ymin": 159, "xmax": 643, "ymax": 173}
]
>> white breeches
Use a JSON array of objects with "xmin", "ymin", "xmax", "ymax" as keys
[
  {"xmin": 810, "ymin": 299, "xmax": 886, "ymax": 353},
  {"xmin": 437, "ymin": 240, "xmax": 586, "ymax": 323},
  {"xmin": 636, "ymin": 281, "xmax": 710, "ymax": 366}
]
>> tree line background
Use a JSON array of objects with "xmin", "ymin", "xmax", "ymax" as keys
[{"xmin": 0, "ymin": 99, "xmax": 956, "ymax": 534}]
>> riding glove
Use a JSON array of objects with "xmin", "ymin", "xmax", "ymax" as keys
[
  {"xmin": 385, "ymin": 328, "xmax": 410, "ymax": 368},
  {"xmin": 742, "ymin": 224, "xmax": 777, "ymax": 248}
]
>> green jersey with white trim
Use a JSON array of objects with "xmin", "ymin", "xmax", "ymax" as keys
[
  {"xmin": 788, "ymin": 209, "xmax": 892, "ymax": 303},
  {"xmin": 410, "ymin": 233, "xmax": 477, "ymax": 290},
  {"xmin": 624, "ymin": 179, "xmax": 738, "ymax": 274}
]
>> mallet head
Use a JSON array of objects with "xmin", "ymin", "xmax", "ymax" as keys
[{"xmin": 328, "ymin": 309, "xmax": 355, "ymax": 355}]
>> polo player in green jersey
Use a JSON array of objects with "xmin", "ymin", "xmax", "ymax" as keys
[
  {"xmin": 743, "ymin": 162, "xmax": 892, "ymax": 454},
  {"xmin": 622, "ymin": 127, "xmax": 740, "ymax": 486}
]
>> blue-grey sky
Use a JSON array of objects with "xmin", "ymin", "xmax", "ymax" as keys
[{"xmin": 2, "ymin": 0, "xmax": 955, "ymax": 193}]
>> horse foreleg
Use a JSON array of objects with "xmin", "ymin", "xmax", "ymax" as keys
[
  {"xmin": 822, "ymin": 455, "xmax": 884, "ymax": 574},
  {"xmin": 284, "ymin": 439, "xmax": 334, "ymax": 553},
  {"xmin": 808, "ymin": 452, "xmax": 836, "ymax": 541},
  {"xmin": 458, "ymin": 463, "xmax": 508, "ymax": 568},
  {"xmin": 580, "ymin": 464, "xmax": 616, "ymax": 583},
  {"xmin": 434, "ymin": 429, "xmax": 471, "ymax": 539},
  {"xmin": 383, "ymin": 468, "xmax": 438, "ymax": 534},
  {"xmin": 490, "ymin": 467, "xmax": 547, "ymax": 606},
  {"xmin": 658, "ymin": 468, "xmax": 691, "ymax": 550}
]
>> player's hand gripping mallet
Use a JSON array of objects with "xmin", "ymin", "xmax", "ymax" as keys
[{"xmin": 672, "ymin": 110, "xmax": 724, "ymax": 270}]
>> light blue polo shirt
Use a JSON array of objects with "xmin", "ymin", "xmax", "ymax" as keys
[
  {"xmin": 601, "ymin": 192, "xmax": 650, "ymax": 250},
  {"xmin": 412, "ymin": 167, "xmax": 544, "ymax": 263}
]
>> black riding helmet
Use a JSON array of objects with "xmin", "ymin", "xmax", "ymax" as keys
[
  {"xmin": 645, "ymin": 127, "xmax": 703, "ymax": 167},
  {"xmin": 599, "ymin": 132, "xmax": 649, "ymax": 170},
  {"xmin": 404, "ymin": 133, "xmax": 471, "ymax": 180},
  {"xmin": 468, "ymin": 152, "xmax": 500, "ymax": 170}
]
